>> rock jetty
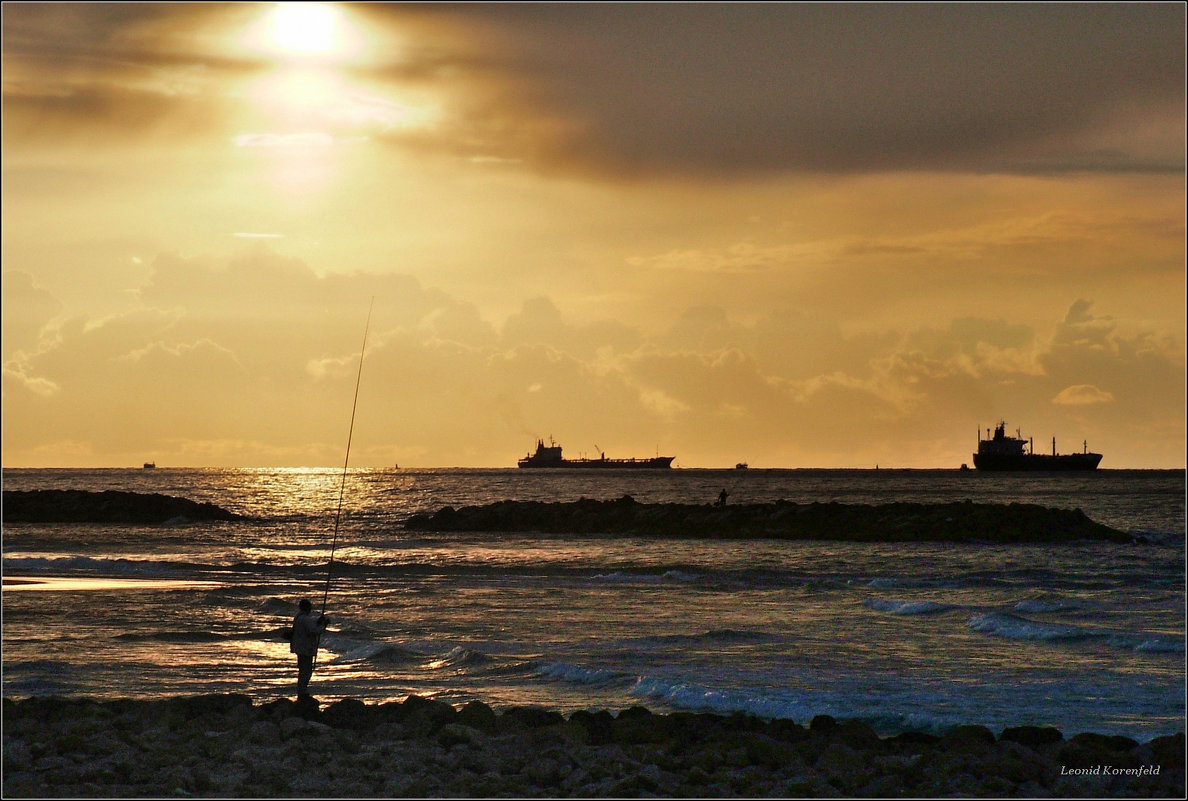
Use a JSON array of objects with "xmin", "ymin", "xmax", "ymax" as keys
[
  {"xmin": 2, "ymin": 489, "xmax": 244, "ymax": 524},
  {"xmin": 405, "ymin": 497, "xmax": 1142, "ymax": 544},
  {"xmin": 2, "ymin": 695, "xmax": 1181, "ymax": 797}
]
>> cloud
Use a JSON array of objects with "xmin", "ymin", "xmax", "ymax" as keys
[
  {"xmin": 2, "ymin": 362, "xmax": 59, "ymax": 397},
  {"xmin": 2, "ymin": 249, "xmax": 1183, "ymax": 467},
  {"xmin": 369, "ymin": 3, "xmax": 1185, "ymax": 177},
  {"xmin": 5, "ymin": 4, "xmax": 1179, "ymax": 176},
  {"xmin": 2, "ymin": 271, "xmax": 64, "ymax": 357},
  {"xmin": 1053, "ymin": 385, "xmax": 1115, "ymax": 406},
  {"xmin": 232, "ymin": 132, "xmax": 337, "ymax": 148}
]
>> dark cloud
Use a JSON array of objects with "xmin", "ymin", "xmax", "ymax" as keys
[
  {"xmin": 374, "ymin": 3, "xmax": 1185, "ymax": 177},
  {"xmin": 3, "ymin": 4, "xmax": 262, "ymax": 146}
]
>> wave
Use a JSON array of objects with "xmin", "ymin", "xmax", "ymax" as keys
[
  {"xmin": 1111, "ymin": 635, "xmax": 1186, "ymax": 654},
  {"xmin": 589, "ymin": 569, "xmax": 702, "ymax": 584},
  {"xmin": 258, "ymin": 597, "xmax": 296, "ymax": 613},
  {"xmin": 114, "ymin": 631, "xmax": 227, "ymax": 643},
  {"xmin": 2, "ymin": 555, "xmax": 195, "ymax": 577},
  {"xmin": 864, "ymin": 576, "xmax": 957, "ymax": 589},
  {"xmin": 969, "ymin": 612, "xmax": 1185, "ymax": 657},
  {"xmin": 630, "ymin": 676, "xmax": 816, "ymax": 722},
  {"xmin": 864, "ymin": 599, "xmax": 952, "ymax": 616},
  {"xmin": 626, "ymin": 675, "xmax": 1060, "ymax": 738},
  {"xmin": 427, "ymin": 646, "xmax": 493, "ymax": 670},
  {"xmin": 1134, "ymin": 638, "xmax": 1186, "ymax": 654},
  {"xmin": 1012, "ymin": 599, "xmax": 1074, "ymax": 614},
  {"xmin": 635, "ymin": 629, "xmax": 776, "ymax": 647},
  {"xmin": 533, "ymin": 661, "xmax": 635, "ymax": 686},
  {"xmin": 328, "ymin": 640, "xmax": 424, "ymax": 665},
  {"xmin": 967, "ymin": 612, "xmax": 1108, "ymax": 642}
]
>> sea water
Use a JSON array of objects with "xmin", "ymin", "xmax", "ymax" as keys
[{"xmin": 2, "ymin": 468, "xmax": 1184, "ymax": 741}]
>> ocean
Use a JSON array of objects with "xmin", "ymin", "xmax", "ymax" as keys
[{"xmin": 2, "ymin": 467, "xmax": 1184, "ymax": 742}]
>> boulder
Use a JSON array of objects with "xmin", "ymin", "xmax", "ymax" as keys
[
  {"xmin": 293, "ymin": 694, "xmax": 321, "ymax": 721},
  {"xmin": 321, "ymin": 698, "xmax": 372, "ymax": 730},
  {"xmin": 885, "ymin": 730, "xmax": 942, "ymax": 750},
  {"xmin": 498, "ymin": 706, "xmax": 565, "ymax": 732},
  {"xmin": 833, "ymin": 719, "xmax": 882, "ymax": 750},
  {"xmin": 400, "ymin": 694, "xmax": 456, "ymax": 732},
  {"xmin": 999, "ymin": 725, "xmax": 1063, "ymax": 750},
  {"xmin": 568, "ymin": 710, "xmax": 615, "ymax": 744},
  {"xmin": 941, "ymin": 725, "xmax": 997, "ymax": 753},
  {"xmin": 437, "ymin": 723, "xmax": 485, "ymax": 749},
  {"xmin": 1059, "ymin": 731, "xmax": 1142, "ymax": 770},
  {"xmin": 809, "ymin": 714, "xmax": 838, "ymax": 734},
  {"xmin": 172, "ymin": 694, "xmax": 254, "ymax": 722},
  {"xmin": 457, "ymin": 700, "xmax": 498, "ymax": 733},
  {"xmin": 1148, "ymin": 732, "xmax": 1186, "ymax": 767}
]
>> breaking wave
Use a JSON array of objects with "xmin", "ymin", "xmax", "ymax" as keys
[
  {"xmin": 533, "ymin": 662, "xmax": 633, "ymax": 686},
  {"xmin": 864, "ymin": 599, "xmax": 952, "ymax": 616},
  {"xmin": 967, "ymin": 612, "xmax": 1106, "ymax": 642}
]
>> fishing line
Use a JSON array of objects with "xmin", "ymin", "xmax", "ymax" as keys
[{"xmin": 319, "ymin": 298, "xmax": 374, "ymax": 622}]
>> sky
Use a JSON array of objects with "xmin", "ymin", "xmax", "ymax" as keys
[{"xmin": 2, "ymin": 2, "xmax": 1185, "ymax": 469}]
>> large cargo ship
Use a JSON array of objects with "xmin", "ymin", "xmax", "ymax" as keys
[
  {"xmin": 518, "ymin": 439, "xmax": 674, "ymax": 469},
  {"xmin": 973, "ymin": 421, "xmax": 1102, "ymax": 471}
]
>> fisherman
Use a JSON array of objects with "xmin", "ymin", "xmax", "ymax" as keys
[
  {"xmin": 291, "ymin": 598, "xmax": 329, "ymax": 696},
  {"xmin": 715, "ymin": 488, "xmax": 729, "ymax": 507}
]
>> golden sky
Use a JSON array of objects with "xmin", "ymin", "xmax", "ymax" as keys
[{"xmin": 3, "ymin": 2, "xmax": 1185, "ymax": 468}]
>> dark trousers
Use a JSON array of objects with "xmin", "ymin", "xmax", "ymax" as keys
[{"xmin": 296, "ymin": 653, "xmax": 314, "ymax": 694}]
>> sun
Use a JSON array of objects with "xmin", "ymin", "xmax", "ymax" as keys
[
  {"xmin": 269, "ymin": 3, "xmax": 336, "ymax": 57},
  {"xmin": 241, "ymin": 2, "xmax": 363, "ymax": 64}
]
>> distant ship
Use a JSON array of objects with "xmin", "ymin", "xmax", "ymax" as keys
[
  {"xmin": 143, "ymin": 462, "xmax": 156, "ymax": 469},
  {"xmin": 518, "ymin": 439, "xmax": 674, "ymax": 469},
  {"xmin": 973, "ymin": 421, "xmax": 1102, "ymax": 471}
]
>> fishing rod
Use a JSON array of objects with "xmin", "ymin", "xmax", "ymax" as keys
[
  {"xmin": 319, "ymin": 298, "xmax": 374, "ymax": 622},
  {"xmin": 718, "ymin": 467, "xmax": 750, "ymax": 506}
]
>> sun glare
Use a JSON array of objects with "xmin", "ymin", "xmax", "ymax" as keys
[
  {"xmin": 242, "ymin": 2, "xmax": 363, "ymax": 64},
  {"xmin": 271, "ymin": 3, "xmax": 335, "ymax": 57}
]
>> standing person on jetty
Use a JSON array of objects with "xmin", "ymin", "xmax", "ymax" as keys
[{"xmin": 291, "ymin": 599, "xmax": 329, "ymax": 696}]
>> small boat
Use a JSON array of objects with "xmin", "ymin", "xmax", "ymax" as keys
[
  {"xmin": 973, "ymin": 422, "xmax": 1102, "ymax": 471},
  {"xmin": 143, "ymin": 462, "xmax": 156, "ymax": 469},
  {"xmin": 735, "ymin": 463, "xmax": 749, "ymax": 470}
]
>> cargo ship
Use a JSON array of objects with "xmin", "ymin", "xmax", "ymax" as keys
[
  {"xmin": 518, "ymin": 439, "xmax": 674, "ymax": 469},
  {"xmin": 972, "ymin": 421, "xmax": 1102, "ymax": 471}
]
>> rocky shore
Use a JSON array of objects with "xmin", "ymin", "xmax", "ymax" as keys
[
  {"xmin": 405, "ymin": 497, "xmax": 1143, "ymax": 544},
  {"xmin": 2, "ymin": 694, "xmax": 1181, "ymax": 798},
  {"xmin": 1, "ymin": 490, "xmax": 244, "ymax": 524}
]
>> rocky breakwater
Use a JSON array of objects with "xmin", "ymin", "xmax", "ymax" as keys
[
  {"xmin": 405, "ymin": 497, "xmax": 1143, "ymax": 544},
  {"xmin": 2, "ymin": 695, "xmax": 1182, "ymax": 797},
  {"xmin": 2, "ymin": 489, "xmax": 245, "ymax": 524}
]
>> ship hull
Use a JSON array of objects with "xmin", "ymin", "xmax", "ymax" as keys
[
  {"xmin": 972, "ymin": 453, "xmax": 1102, "ymax": 471},
  {"xmin": 518, "ymin": 457, "xmax": 674, "ymax": 469}
]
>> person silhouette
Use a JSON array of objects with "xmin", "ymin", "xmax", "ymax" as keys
[
  {"xmin": 290, "ymin": 598, "xmax": 329, "ymax": 696},
  {"xmin": 715, "ymin": 488, "xmax": 729, "ymax": 507}
]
